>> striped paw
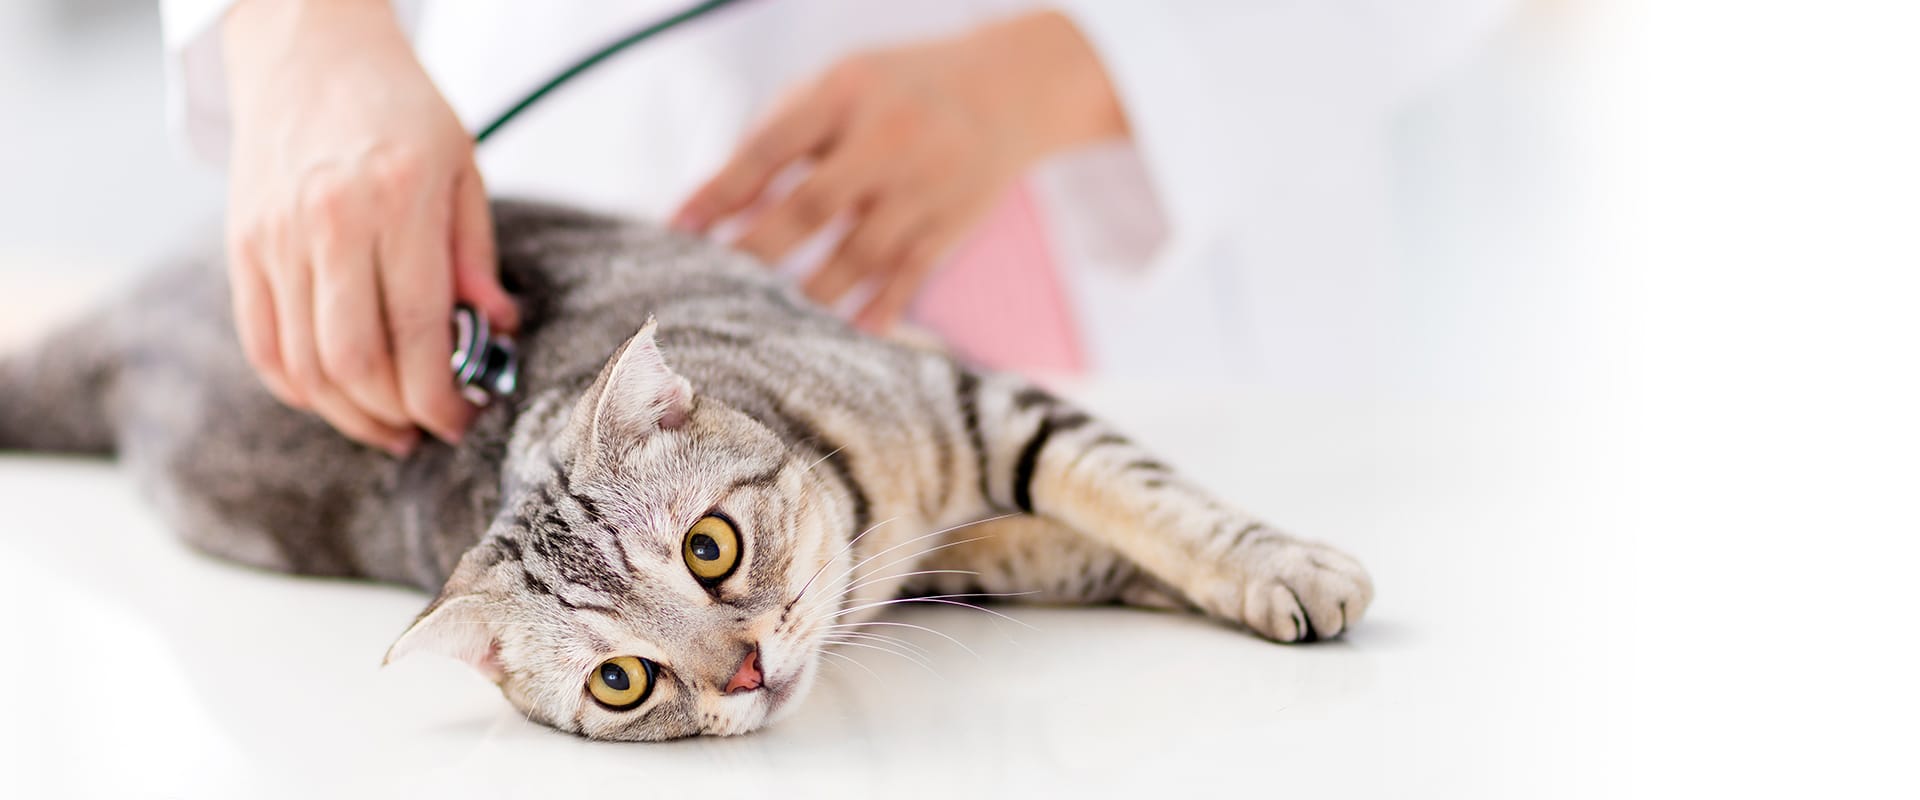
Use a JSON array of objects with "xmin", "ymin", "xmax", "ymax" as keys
[{"xmin": 1192, "ymin": 535, "xmax": 1373, "ymax": 643}]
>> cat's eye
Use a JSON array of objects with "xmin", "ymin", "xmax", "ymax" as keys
[
  {"xmin": 587, "ymin": 656, "xmax": 656, "ymax": 711},
  {"xmin": 683, "ymin": 514, "xmax": 741, "ymax": 583}
]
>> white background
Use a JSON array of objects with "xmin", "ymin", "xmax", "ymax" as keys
[{"xmin": 1, "ymin": 0, "xmax": 1915, "ymax": 796}]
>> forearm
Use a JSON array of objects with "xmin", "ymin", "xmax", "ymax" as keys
[{"xmin": 222, "ymin": 0, "xmax": 409, "ymax": 110}]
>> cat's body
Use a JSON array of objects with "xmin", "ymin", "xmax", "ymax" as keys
[{"xmin": 0, "ymin": 201, "xmax": 1370, "ymax": 740}]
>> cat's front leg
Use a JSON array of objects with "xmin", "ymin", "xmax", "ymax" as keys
[{"xmin": 956, "ymin": 370, "xmax": 1372, "ymax": 641}]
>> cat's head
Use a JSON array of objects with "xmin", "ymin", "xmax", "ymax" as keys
[{"xmin": 385, "ymin": 320, "xmax": 854, "ymax": 740}]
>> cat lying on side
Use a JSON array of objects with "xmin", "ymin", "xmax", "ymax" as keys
[{"xmin": 0, "ymin": 201, "xmax": 1370, "ymax": 740}]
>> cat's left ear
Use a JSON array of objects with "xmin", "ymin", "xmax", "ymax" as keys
[
  {"xmin": 384, "ymin": 594, "xmax": 503, "ymax": 681},
  {"xmin": 384, "ymin": 558, "xmax": 505, "ymax": 682}
]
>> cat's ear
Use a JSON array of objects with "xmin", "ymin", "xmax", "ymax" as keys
[
  {"xmin": 383, "ymin": 594, "xmax": 504, "ymax": 681},
  {"xmin": 569, "ymin": 317, "xmax": 694, "ymax": 452},
  {"xmin": 383, "ymin": 564, "xmax": 504, "ymax": 681}
]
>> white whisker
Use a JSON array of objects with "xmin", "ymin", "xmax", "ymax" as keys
[
  {"xmin": 841, "ymin": 568, "xmax": 980, "ymax": 598},
  {"xmin": 830, "ymin": 630, "xmax": 934, "ymax": 659},
  {"xmin": 821, "ymin": 620, "xmax": 981, "ymax": 660},
  {"xmin": 830, "ymin": 592, "xmax": 1041, "ymax": 630},
  {"xmin": 802, "ymin": 445, "xmax": 847, "ymax": 475},
  {"xmin": 804, "ymin": 513, "xmax": 1016, "ymax": 609},
  {"xmin": 794, "ymin": 535, "xmax": 997, "ymax": 620},
  {"xmin": 791, "ymin": 515, "xmax": 901, "ymax": 606},
  {"xmin": 816, "ymin": 648, "xmax": 882, "ymax": 682},
  {"xmin": 822, "ymin": 637, "xmax": 939, "ymax": 675}
]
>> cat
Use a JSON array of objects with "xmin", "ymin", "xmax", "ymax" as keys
[{"xmin": 0, "ymin": 200, "xmax": 1371, "ymax": 741}]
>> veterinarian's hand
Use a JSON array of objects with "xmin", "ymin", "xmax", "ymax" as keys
[
  {"xmin": 673, "ymin": 11, "xmax": 1127, "ymax": 332},
  {"xmin": 222, "ymin": 0, "xmax": 518, "ymax": 455}
]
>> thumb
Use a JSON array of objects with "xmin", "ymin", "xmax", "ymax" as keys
[{"xmin": 450, "ymin": 167, "xmax": 520, "ymax": 333}]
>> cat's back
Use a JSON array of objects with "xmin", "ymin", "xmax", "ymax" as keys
[{"xmin": 492, "ymin": 200, "xmax": 849, "ymax": 399}]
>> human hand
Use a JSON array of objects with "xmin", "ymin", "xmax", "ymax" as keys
[
  {"xmin": 221, "ymin": 0, "xmax": 517, "ymax": 455},
  {"xmin": 673, "ymin": 11, "xmax": 1127, "ymax": 332}
]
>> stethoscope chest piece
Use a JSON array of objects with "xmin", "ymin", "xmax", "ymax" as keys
[{"xmin": 451, "ymin": 304, "xmax": 519, "ymax": 406}]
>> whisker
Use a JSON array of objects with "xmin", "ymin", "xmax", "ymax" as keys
[
  {"xmin": 816, "ymin": 648, "xmax": 882, "ymax": 682},
  {"xmin": 852, "ymin": 515, "xmax": 1015, "ymax": 578},
  {"xmin": 830, "ymin": 592, "xmax": 1041, "ymax": 629},
  {"xmin": 825, "ymin": 590, "xmax": 1036, "ymax": 621},
  {"xmin": 842, "ymin": 569, "xmax": 981, "ymax": 596},
  {"xmin": 803, "ymin": 445, "xmax": 847, "ymax": 475},
  {"xmin": 822, "ymin": 637, "xmax": 938, "ymax": 674},
  {"xmin": 803, "ymin": 513, "xmax": 1017, "ymax": 609},
  {"xmin": 820, "ymin": 620, "xmax": 981, "ymax": 660},
  {"xmin": 829, "ymin": 630, "xmax": 935, "ymax": 659},
  {"xmin": 829, "ymin": 625, "xmax": 933, "ymax": 656},
  {"xmin": 790, "ymin": 515, "xmax": 901, "ymax": 607},
  {"xmin": 794, "ymin": 536, "xmax": 997, "ymax": 620}
]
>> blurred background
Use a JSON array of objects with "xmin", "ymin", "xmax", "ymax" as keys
[
  {"xmin": 0, "ymin": 0, "xmax": 1914, "ymax": 796},
  {"xmin": 0, "ymin": 1, "xmax": 222, "ymax": 339},
  {"xmin": 0, "ymin": 0, "xmax": 1597, "ymax": 407}
]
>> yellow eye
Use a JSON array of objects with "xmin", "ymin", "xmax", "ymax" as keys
[
  {"xmin": 683, "ymin": 514, "xmax": 742, "ymax": 583},
  {"xmin": 588, "ymin": 656, "xmax": 655, "ymax": 710}
]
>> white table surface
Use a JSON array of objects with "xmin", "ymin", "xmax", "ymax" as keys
[{"xmin": 0, "ymin": 379, "xmax": 1629, "ymax": 799}]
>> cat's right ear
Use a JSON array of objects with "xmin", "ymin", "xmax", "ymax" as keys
[{"xmin": 563, "ymin": 317, "xmax": 694, "ymax": 463}]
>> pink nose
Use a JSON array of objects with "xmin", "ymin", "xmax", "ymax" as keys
[{"xmin": 725, "ymin": 647, "xmax": 763, "ymax": 694}]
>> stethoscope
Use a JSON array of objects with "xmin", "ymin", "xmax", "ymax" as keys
[{"xmin": 449, "ymin": 0, "xmax": 753, "ymax": 405}]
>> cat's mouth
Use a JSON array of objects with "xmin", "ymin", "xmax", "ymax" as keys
[
  {"xmin": 752, "ymin": 663, "xmax": 815, "ymax": 727},
  {"xmin": 763, "ymin": 671, "xmax": 798, "ymax": 706}
]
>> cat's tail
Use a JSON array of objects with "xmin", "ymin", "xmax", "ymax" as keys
[{"xmin": 0, "ymin": 315, "xmax": 118, "ymax": 455}]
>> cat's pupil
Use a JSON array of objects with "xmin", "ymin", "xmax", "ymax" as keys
[
  {"xmin": 690, "ymin": 534, "xmax": 719, "ymax": 561},
  {"xmin": 599, "ymin": 662, "xmax": 630, "ymax": 691}
]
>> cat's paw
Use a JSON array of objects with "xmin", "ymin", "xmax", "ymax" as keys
[{"xmin": 1191, "ymin": 536, "xmax": 1373, "ymax": 643}]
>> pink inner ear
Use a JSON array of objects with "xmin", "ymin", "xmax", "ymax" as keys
[
  {"xmin": 474, "ymin": 640, "xmax": 506, "ymax": 683},
  {"xmin": 593, "ymin": 323, "xmax": 695, "ymax": 436},
  {"xmin": 658, "ymin": 377, "xmax": 693, "ymax": 430}
]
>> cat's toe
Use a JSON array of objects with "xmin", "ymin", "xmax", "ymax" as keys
[
  {"xmin": 1277, "ymin": 542, "xmax": 1372, "ymax": 639},
  {"xmin": 1212, "ymin": 539, "xmax": 1372, "ymax": 643},
  {"xmin": 1249, "ymin": 579, "xmax": 1315, "ymax": 642}
]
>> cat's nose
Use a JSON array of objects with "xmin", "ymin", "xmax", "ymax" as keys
[{"xmin": 725, "ymin": 645, "xmax": 763, "ymax": 694}]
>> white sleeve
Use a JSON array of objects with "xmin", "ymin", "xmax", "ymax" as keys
[
  {"xmin": 158, "ymin": 0, "xmax": 427, "ymax": 165},
  {"xmin": 1047, "ymin": 0, "xmax": 1516, "ymax": 265},
  {"xmin": 160, "ymin": 0, "xmax": 238, "ymax": 164}
]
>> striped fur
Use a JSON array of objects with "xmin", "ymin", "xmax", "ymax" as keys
[{"xmin": 0, "ymin": 200, "xmax": 1371, "ymax": 741}]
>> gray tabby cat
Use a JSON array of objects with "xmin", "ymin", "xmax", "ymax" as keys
[{"xmin": 0, "ymin": 201, "xmax": 1371, "ymax": 741}]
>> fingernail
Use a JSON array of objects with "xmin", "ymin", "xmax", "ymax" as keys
[
  {"xmin": 669, "ymin": 210, "xmax": 702, "ymax": 232},
  {"xmin": 388, "ymin": 433, "xmax": 420, "ymax": 458}
]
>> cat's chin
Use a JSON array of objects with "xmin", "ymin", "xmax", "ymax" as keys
[{"xmin": 755, "ymin": 657, "xmax": 820, "ymax": 730}]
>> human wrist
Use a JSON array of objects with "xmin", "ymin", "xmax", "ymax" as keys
[
  {"xmin": 222, "ymin": 0, "xmax": 403, "ymax": 107},
  {"xmin": 965, "ymin": 10, "xmax": 1129, "ymax": 162}
]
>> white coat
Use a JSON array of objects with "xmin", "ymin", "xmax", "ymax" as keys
[{"xmin": 161, "ymin": 0, "xmax": 1512, "ymax": 387}]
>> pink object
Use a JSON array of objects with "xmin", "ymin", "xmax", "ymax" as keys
[{"xmin": 911, "ymin": 182, "xmax": 1084, "ymax": 375}]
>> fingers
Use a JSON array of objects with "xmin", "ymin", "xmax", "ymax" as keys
[
  {"xmin": 450, "ymin": 167, "xmax": 518, "ymax": 333},
  {"xmin": 851, "ymin": 181, "xmax": 1006, "ymax": 331},
  {"xmin": 803, "ymin": 202, "xmax": 920, "ymax": 308},
  {"xmin": 379, "ymin": 184, "xmax": 471, "ymax": 444},
  {"xmin": 673, "ymin": 82, "xmax": 844, "ymax": 233},
  {"xmin": 227, "ymin": 230, "xmax": 299, "ymax": 407},
  {"xmin": 271, "ymin": 211, "xmax": 419, "ymax": 455},
  {"xmin": 733, "ymin": 153, "xmax": 873, "ymax": 264},
  {"xmin": 853, "ymin": 233, "xmax": 948, "ymax": 333},
  {"xmin": 311, "ymin": 211, "xmax": 409, "ymax": 430}
]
